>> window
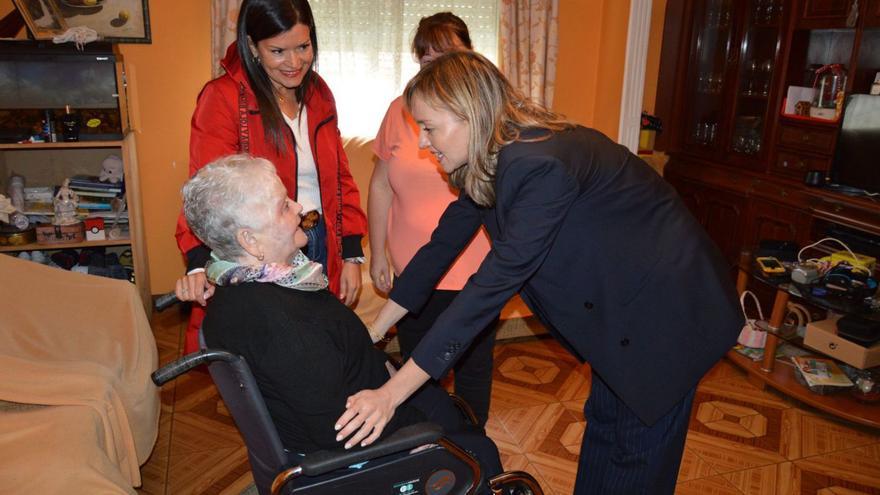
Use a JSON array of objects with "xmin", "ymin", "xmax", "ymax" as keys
[{"xmin": 310, "ymin": 1, "xmax": 499, "ymax": 138}]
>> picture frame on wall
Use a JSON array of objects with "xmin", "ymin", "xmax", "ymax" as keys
[
  {"xmin": 12, "ymin": 0, "xmax": 68, "ymax": 40},
  {"xmin": 53, "ymin": 0, "xmax": 151, "ymax": 43}
]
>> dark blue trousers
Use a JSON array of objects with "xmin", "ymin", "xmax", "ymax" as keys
[
  {"xmin": 304, "ymin": 220, "xmax": 328, "ymax": 273},
  {"xmin": 574, "ymin": 373, "xmax": 696, "ymax": 494}
]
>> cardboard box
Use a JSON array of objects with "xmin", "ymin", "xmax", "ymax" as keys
[{"xmin": 805, "ymin": 316, "xmax": 880, "ymax": 369}]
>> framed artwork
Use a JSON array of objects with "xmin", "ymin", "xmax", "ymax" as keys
[
  {"xmin": 12, "ymin": 0, "xmax": 68, "ymax": 39},
  {"xmin": 53, "ymin": 0, "xmax": 151, "ymax": 43}
]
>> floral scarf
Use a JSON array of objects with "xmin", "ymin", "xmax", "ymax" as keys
[{"xmin": 205, "ymin": 251, "xmax": 328, "ymax": 291}]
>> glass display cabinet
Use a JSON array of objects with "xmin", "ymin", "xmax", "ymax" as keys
[{"xmin": 682, "ymin": 0, "xmax": 785, "ymax": 170}]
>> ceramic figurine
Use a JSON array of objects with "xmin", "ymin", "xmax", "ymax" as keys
[{"xmin": 53, "ymin": 179, "xmax": 79, "ymax": 226}]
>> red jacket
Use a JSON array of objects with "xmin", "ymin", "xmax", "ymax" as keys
[{"xmin": 175, "ymin": 43, "xmax": 366, "ymax": 295}]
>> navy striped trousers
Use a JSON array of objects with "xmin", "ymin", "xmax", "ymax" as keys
[{"xmin": 574, "ymin": 373, "xmax": 696, "ymax": 494}]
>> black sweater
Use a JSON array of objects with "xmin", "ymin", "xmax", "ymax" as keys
[{"xmin": 203, "ymin": 282, "xmax": 425, "ymax": 453}]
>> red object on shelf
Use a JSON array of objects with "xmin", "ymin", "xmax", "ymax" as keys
[{"xmin": 779, "ymin": 98, "xmax": 840, "ymax": 124}]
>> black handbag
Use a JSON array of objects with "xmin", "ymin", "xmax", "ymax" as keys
[{"xmin": 837, "ymin": 314, "xmax": 880, "ymax": 347}]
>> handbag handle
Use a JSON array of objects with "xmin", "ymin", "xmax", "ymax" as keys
[{"xmin": 740, "ymin": 290, "xmax": 765, "ymax": 322}]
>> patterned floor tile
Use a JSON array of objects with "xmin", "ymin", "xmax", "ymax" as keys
[
  {"xmin": 722, "ymin": 461, "xmax": 800, "ymax": 495},
  {"xmin": 140, "ymin": 312, "xmax": 880, "ymax": 495},
  {"xmin": 526, "ymin": 450, "xmax": 579, "ymax": 495},
  {"xmin": 675, "ymin": 474, "xmax": 746, "ymax": 494},
  {"xmin": 795, "ymin": 444, "xmax": 880, "ymax": 492},
  {"xmin": 782, "ymin": 409, "xmax": 880, "ymax": 460},
  {"xmin": 678, "ymin": 447, "xmax": 720, "ymax": 482},
  {"xmin": 685, "ymin": 430, "xmax": 789, "ymax": 474}
]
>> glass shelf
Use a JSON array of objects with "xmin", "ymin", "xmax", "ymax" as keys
[
  {"xmin": 734, "ymin": 250, "xmax": 880, "ymax": 429},
  {"xmin": 747, "ymin": 267, "xmax": 880, "ymax": 322}
]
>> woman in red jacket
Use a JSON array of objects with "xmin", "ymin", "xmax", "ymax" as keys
[{"xmin": 175, "ymin": 0, "xmax": 366, "ymax": 353}]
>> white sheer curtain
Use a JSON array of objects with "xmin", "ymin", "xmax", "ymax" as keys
[{"xmin": 310, "ymin": 0, "xmax": 499, "ymax": 137}]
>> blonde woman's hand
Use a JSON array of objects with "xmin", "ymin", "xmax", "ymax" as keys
[
  {"xmin": 175, "ymin": 271, "xmax": 215, "ymax": 306},
  {"xmin": 335, "ymin": 387, "xmax": 395, "ymax": 449}
]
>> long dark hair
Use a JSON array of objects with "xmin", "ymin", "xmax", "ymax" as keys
[
  {"xmin": 412, "ymin": 12, "xmax": 472, "ymax": 59},
  {"xmin": 236, "ymin": 0, "xmax": 318, "ymax": 151}
]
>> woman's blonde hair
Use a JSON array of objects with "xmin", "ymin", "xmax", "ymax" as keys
[{"xmin": 404, "ymin": 51, "xmax": 573, "ymax": 206}]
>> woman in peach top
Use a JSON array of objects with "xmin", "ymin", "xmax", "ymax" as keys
[{"xmin": 369, "ymin": 12, "xmax": 497, "ymax": 426}]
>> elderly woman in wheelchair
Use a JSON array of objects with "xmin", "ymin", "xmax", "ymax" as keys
[{"xmin": 160, "ymin": 155, "xmax": 540, "ymax": 495}]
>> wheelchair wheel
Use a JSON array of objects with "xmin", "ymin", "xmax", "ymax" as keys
[{"xmin": 489, "ymin": 470, "xmax": 543, "ymax": 495}]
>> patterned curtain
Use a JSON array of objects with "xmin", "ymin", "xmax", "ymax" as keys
[
  {"xmin": 212, "ymin": 0, "xmax": 241, "ymax": 78},
  {"xmin": 499, "ymin": 0, "xmax": 559, "ymax": 107}
]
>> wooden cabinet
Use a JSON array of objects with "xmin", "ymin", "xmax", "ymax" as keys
[
  {"xmin": 867, "ymin": 0, "xmax": 880, "ymax": 26},
  {"xmin": 666, "ymin": 170, "xmax": 749, "ymax": 265},
  {"xmin": 744, "ymin": 197, "xmax": 812, "ymax": 247},
  {"xmin": 659, "ymin": 0, "xmax": 880, "ymax": 427},
  {"xmin": 659, "ymin": 0, "xmax": 880, "ymax": 246},
  {"xmin": 674, "ymin": 0, "xmax": 786, "ymax": 172},
  {"xmin": 771, "ymin": 148, "xmax": 831, "ymax": 178},
  {"xmin": 0, "ymin": 47, "xmax": 151, "ymax": 315},
  {"xmin": 798, "ymin": 0, "xmax": 859, "ymax": 28}
]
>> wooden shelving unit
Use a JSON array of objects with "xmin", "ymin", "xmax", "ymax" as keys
[
  {"xmin": 0, "ymin": 238, "xmax": 132, "ymax": 253},
  {"xmin": 0, "ymin": 132, "xmax": 151, "ymax": 316},
  {"xmin": 0, "ymin": 46, "xmax": 151, "ymax": 315},
  {"xmin": 727, "ymin": 350, "xmax": 880, "ymax": 429},
  {"xmin": 0, "ymin": 141, "xmax": 125, "ymax": 150}
]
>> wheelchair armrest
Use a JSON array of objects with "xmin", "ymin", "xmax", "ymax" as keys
[
  {"xmin": 299, "ymin": 422, "xmax": 443, "ymax": 476},
  {"xmin": 150, "ymin": 349, "xmax": 238, "ymax": 385}
]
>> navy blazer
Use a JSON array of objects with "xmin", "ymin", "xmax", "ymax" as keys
[{"xmin": 390, "ymin": 125, "xmax": 743, "ymax": 425}]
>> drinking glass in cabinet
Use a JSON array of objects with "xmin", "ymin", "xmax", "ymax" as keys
[
  {"xmin": 694, "ymin": 121, "xmax": 718, "ymax": 145},
  {"xmin": 761, "ymin": 60, "xmax": 774, "ymax": 96}
]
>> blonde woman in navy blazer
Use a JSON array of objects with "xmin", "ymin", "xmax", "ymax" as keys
[{"xmin": 336, "ymin": 51, "xmax": 743, "ymax": 494}]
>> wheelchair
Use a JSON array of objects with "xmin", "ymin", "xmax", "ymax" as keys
[{"xmin": 151, "ymin": 331, "xmax": 543, "ymax": 495}]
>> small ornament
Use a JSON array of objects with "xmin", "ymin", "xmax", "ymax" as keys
[
  {"xmin": 53, "ymin": 179, "xmax": 79, "ymax": 226},
  {"xmin": 99, "ymin": 155, "xmax": 124, "ymax": 184}
]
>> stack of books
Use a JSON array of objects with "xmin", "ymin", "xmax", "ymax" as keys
[
  {"xmin": 68, "ymin": 176, "xmax": 123, "ymax": 212},
  {"xmin": 66, "ymin": 176, "xmax": 128, "ymax": 224}
]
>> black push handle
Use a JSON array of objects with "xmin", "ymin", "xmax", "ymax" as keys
[
  {"xmin": 150, "ymin": 349, "xmax": 237, "ymax": 386},
  {"xmin": 154, "ymin": 292, "xmax": 180, "ymax": 312}
]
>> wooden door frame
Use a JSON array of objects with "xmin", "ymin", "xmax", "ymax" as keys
[{"xmin": 618, "ymin": 0, "xmax": 654, "ymax": 152}]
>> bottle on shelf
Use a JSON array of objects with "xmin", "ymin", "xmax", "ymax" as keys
[
  {"xmin": 42, "ymin": 109, "xmax": 57, "ymax": 143},
  {"xmin": 6, "ymin": 173, "xmax": 25, "ymax": 211},
  {"xmin": 9, "ymin": 211, "xmax": 29, "ymax": 230},
  {"xmin": 61, "ymin": 105, "xmax": 82, "ymax": 142}
]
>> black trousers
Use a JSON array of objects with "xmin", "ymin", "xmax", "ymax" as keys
[
  {"xmin": 574, "ymin": 373, "xmax": 696, "ymax": 494},
  {"xmin": 407, "ymin": 382, "xmax": 502, "ymax": 494},
  {"xmin": 397, "ymin": 289, "xmax": 499, "ymax": 427}
]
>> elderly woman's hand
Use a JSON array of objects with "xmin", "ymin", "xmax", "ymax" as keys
[
  {"xmin": 175, "ymin": 271, "xmax": 215, "ymax": 306},
  {"xmin": 339, "ymin": 262, "xmax": 362, "ymax": 306}
]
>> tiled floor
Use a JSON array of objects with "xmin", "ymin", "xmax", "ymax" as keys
[{"xmin": 139, "ymin": 309, "xmax": 880, "ymax": 494}]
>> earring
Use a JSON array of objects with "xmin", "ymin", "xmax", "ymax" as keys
[{"xmin": 257, "ymin": 252, "xmax": 265, "ymax": 262}]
